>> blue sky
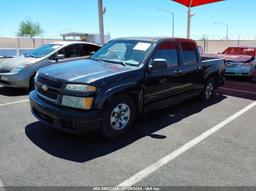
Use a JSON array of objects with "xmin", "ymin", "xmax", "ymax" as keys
[{"xmin": 0, "ymin": 0, "xmax": 256, "ymax": 40}]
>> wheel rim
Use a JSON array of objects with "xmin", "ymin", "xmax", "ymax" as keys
[
  {"xmin": 110, "ymin": 103, "xmax": 131, "ymax": 131},
  {"xmin": 205, "ymin": 82, "xmax": 214, "ymax": 100}
]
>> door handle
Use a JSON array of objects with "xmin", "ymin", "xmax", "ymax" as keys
[
  {"xmin": 174, "ymin": 69, "xmax": 182, "ymax": 73},
  {"xmin": 173, "ymin": 69, "xmax": 183, "ymax": 75},
  {"xmin": 195, "ymin": 66, "xmax": 202, "ymax": 69}
]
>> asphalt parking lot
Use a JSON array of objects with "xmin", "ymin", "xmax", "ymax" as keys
[{"xmin": 0, "ymin": 79, "xmax": 255, "ymax": 188}]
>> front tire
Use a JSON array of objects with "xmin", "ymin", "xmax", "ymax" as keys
[
  {"xmin": 101, "ymin": 95, "xmax": 136, "ymax": 139},
  {"xmin": 200, "ymin": 78, "xmax": 215, "ymax": 101}
]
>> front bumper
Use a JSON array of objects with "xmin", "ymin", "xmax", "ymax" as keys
[
  {"xmin": 225, "ymin": 66, "xmax": 253, "ymax": 77},
  {"xmin": 0, "ymin": 72, "xmax": 29, "ymax": 88},
  {"xmin": 29, "ymin": 91, "xmax": 102, "ymax": 135}
]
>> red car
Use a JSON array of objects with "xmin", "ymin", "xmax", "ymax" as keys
[{"xmin": 219, "ymin": 47, "xmax": 256, "ymax": 80}]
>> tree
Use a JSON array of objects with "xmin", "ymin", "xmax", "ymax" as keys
[{"xmin": 17, "ymin": 19, "xmax": 44, "ymax": 48}]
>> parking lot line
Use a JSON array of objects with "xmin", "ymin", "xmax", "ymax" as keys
[
  {"xmin": 0, "ymin": 178, "xmax": 4, "ymax": 187},
  {"xmin": 118, "ymin": 101, "xmax": 256, "ymax": 187},
  {"xmin": 220, "ymin": 87, "xmax": 256, "ymax": 95},
  {"xmin": 0, "ymin": 100, "xmax": 29, "ymax": 107}
]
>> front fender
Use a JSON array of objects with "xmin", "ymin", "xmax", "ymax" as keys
[{"xmin": 95, "ymin": 82, "xmax": 143, "ymax": 110}]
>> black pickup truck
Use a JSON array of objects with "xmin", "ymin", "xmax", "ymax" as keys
[{"xmin": 30, "ymin": 37, "xmax": 225, "ymax": 138}]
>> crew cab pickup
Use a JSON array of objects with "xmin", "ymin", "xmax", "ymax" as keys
[{"xmin": 30, "ymin": 38, "xmax": 226, "ymax": 138}]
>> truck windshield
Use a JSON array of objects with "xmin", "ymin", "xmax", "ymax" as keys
[
  {"xmin": 91, "ymin": 40, "xmax": 153, "ymax": 66},
  {"xmin": 24, "ymin": 44, "xmax": 62, "ymax": 58}
]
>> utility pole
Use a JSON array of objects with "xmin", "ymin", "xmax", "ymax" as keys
[
  {"xmin": 187, "ymin": 0, "xmax": 194, "ymax": 39},
  {"xmin": 187, "ymin": 7, "xmax": 191, "ymax": 39},
  {"xmin": 98, "ymin": 0, "xmax": 105, "ymax": 45},
  {"xmin": 158, "ymin": 9, "xmax": 175, "ymax": 37},
  {"xmin": 214, "ymin": 22, "xmax": 229, "ymax": 40}
]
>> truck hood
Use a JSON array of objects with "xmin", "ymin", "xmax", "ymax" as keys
[
  {"xmin": 0, "ymin": 55, "xmax": 38, "ymax": 73},
  {"xmin": 39, "ymin": 59, "xmax": 136, "ymax": 84}
]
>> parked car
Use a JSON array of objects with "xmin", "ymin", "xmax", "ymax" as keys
[
  {"xmin": 30, "ymin": 37, "xmax": 225, "ymax": 138},
  {"xmin": 218, "ymin": 47, "xmax": 256, "ymax": 79},
  {"xmin": 0, "ymin": 41, "xmax": 101, "ymax": 89}
]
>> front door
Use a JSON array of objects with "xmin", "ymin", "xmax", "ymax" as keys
[{"xmin": 145, "ymin": 41, "xmax": 184, "ymax": 106}]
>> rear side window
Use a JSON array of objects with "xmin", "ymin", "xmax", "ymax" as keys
[
  {"xmin": 152, "ymin": 42, "xmax": 178, "ymax": 66},
  {"xmin": 181, "ymin": 42, "xmax": 198, "ymax": 65}
]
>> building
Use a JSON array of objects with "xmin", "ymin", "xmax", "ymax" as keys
[{"xmin": 60, "ymin": 32, "xmax": 111, "ymax": 45}]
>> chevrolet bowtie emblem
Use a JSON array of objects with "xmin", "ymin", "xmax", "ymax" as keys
[{"xmin": 42, "ymin": 84, "xmax": 48, "ymax": 92}]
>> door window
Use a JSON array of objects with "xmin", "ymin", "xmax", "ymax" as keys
[
  {"xmin": 152, "ymin": 42, "xmax": 178, "ymax": 67},
  {"xmin": 181, "ymin": 42, "xmax": 198, "ymax": 65},
  {"xmin": 58, "ymin": 44, "xmax": 81, "ymax": 58},
  {"xmin": 80, "ymin": 44, "xmax": 101, "ymax": 56}
]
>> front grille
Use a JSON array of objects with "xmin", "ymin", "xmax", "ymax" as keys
[
  {"xmin": 226, "ymin": 63, "xmax": 238, "ymax": 68},
  {"xmin": 37, "ymin": 86, "xmax": 58, "ymax": 100},
  {"xmin": 36, "ymin": 76, "xmax": 63, "ymax": 101},
  {"xmin": 0, "ymin": 80, "xmax": 10, "ymax": 85},
  {"xmin": 37, "ymin": 76, "xmax": 63, "ymax": 89},
  {"xmin": 0, "ymin": 69, "xmax": 10, "ymax": 73}
]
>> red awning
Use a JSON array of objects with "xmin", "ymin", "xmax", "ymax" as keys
[{"xmin": 173, "ymin": 0, "xmax": 223, "ymax": 8}]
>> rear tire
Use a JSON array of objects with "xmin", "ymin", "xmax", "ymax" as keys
[
  {"xmin": 200, "ymin": 78, "xmax": 215, "ymax": 101},
  {"xmin": 101, "ymin": 95, "xmax": 136, "ymax": 139}
]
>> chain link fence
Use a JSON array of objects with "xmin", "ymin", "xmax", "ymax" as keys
[
  {"xmin": 196, "ymin": 39, "xmax": 256, "ymax": 54},
  {"xmin": 1, "ymin": 37, "xmax": 256, "ymax": 56}
]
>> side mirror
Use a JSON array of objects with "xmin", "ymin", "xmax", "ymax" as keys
[
  {"xmin": 148, "ymin": 59, "xmax": 168, "ymax": 71},
  {"xmin": 89, "ymin": 51, "xmax": 96, "ymax": 56},
  {"xmin": 55, "ymin": 54, "xmax": 65, "ymax": 62}
]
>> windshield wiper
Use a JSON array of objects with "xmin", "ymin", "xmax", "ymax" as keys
[
  {"xmin": 118, "ymin": 60, "xmax": 127, "ymax": 66},
  {"xmin": 92, "ymin": 58, "xmax": 127, "ymax": 66},
  {"xmin": 24, "ymin": 54, "xmax": 40, "ymax": 58}
]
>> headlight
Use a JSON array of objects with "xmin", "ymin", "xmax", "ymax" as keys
[
  {"xmin": 10, "ymin": 65, "xmax": 26, "ymax": 74},
  {"xmin": 11, "ymin": 64, "xmax": 30, "ymax": 73},
  {"xmin": 62, "ymin": 96, "xmax": 94, "ymax": 110},
  {"xmin": 65, "ymin": 84, "xmax": 97, "ymax": 92}
]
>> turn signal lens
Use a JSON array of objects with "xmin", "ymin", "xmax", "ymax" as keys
[{"xmin": 84, "ymin": 98, "xmax": 94, "ymax": 109}]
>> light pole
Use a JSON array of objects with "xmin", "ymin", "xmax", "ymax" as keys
[
  {"xmin": 186, "ymin": 0, "xmax": 196, "ymax": 39},
  {"xmin": 214, "ymin": 22, "xmax": 229, "ymax": 40},
  {"xmin": 158, "ymin": 9, "xmax": 175, "ymax": 37},
  {"xmin": 98, "ymin": 0, "xmax": 105, "ymax": 45},
  {"xmin": 187, "ymin": 6, "xmax": 195, "ymax": 39}
]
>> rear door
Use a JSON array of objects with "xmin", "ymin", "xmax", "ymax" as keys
[
  {"xmin": 144, "ymin": 41, "xmax": 185, "ymax": 105},
  {"xmin": 180, "ymin": 41, "xmax": 203, "ymax": 92}
]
